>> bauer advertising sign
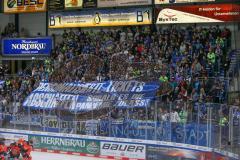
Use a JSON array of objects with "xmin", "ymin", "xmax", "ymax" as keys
[
  {"xmin": 49, "ymin": 8, "xmax": 152, "ymax": 28},
  {"xmin": 98, "ymin": 0, "xmax": 152, "ymax": 7},
  {"xmin": 4, "ymin": 0, "xmax": 47, "ymax": 13},
  {"xmin": 100, "ymin": 142, "xmax": 146, "ymax": 159},
  {"xmin": 156, "ymin": 4, "xmax": 240, "ymax": 24}
]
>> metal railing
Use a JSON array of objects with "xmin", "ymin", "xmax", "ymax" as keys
[{"xmin": 1, "ymin": 99, "xmax": 239, "ymax": 155}]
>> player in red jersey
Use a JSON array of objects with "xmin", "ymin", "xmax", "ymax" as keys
[
  {"xmin": 21, "ymin": 140, "xmax": 33, "ymax": 160},
  {"xmin": 8, "ymin": 142, "xmax": 21, "ymax": 160},
  {"xmin": 0, "ymin": 141, "xmax": 7, "ymax": 160}
]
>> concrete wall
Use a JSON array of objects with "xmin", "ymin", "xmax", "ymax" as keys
[
  {"xmin": 19, "ymin": 12, "xmax": 47, "ymax": 37},
  {"xmin": 0, "ymin": 13, "xmax": 15, "ymax": 33}
]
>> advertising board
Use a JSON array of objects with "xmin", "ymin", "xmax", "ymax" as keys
[
  {"xmin": 4, "ymin": 0, "xmax": 47, "ymax": 13},
  {"xmin": 49, "ymin": 8, "xmax": 152, "ymax": 28},
  {"xmin": 98, "ymin": 0, "xmax": 151, "ymax": 7},
  {"xmin": 146, "ymin": 145, "xmax": 238, "ymax": 160},
  {"xmin": 29, "ymin": 135, "xmax": 100, "ymax": 155},
  {"xmin": 156, "ymin": 4, "xmax": 240, "ymax": 24},
  {"xmin": 65, "ymin": 0, "xmax": 83, "ymax": 8},
  {"xmin": 155, "ymin": 0, "xmax": 215, "ymax": 4},
  {"xmin": 83, "ymin": 0, "xmax": 97, "ymax": 8},
  {"xmin": 100, "ymin": 142, "xmax": 146, "ymax": 159},
  {"xmin": 0, "ymin": 128, "xmax": 238, "ymax": 160},
  {"xmin": 2, "ymin": 37, "xmax": 52, "ymax": 56},
  {"xmin": 49, "ymin": 0, "xmax": 64, "ymax": 10}
]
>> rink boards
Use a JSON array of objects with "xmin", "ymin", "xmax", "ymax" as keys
[{"xmin": 0, "ymin": 128, "xmax": 238, "ymax": 160}]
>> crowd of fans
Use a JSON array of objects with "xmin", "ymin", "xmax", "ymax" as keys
[
  {"xmin": 46, "ymin": 25, "xmax": 232, "ymax": 123},
  {"xmin": 0, "ymin": 23, "xmax": 36, "ymax": 115},
  {"xmin": 0, "ymin": 24, "xmax": 236, "ymax": 129}
]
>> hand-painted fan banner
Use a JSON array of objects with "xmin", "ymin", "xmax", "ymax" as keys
[
  {"xmin": 49, "ymin": 8, "xmax": 152, "ymax": 28},
  {"xmin": 99, "ymin": 120, "xmax": 212, "ymax": 147},
  {"xmin": 156, "ymin": 4, "xmax": 240, "ymax": 24},
  {"xmin": 4, "ymin": 0, "xmax": 47, "ymax": 13},
  {"xmin": 98, "ymin": 0, "xmax": 152, "ymax": 7},
  {"xmin": 23, "ymin": 81, "xmax": 159, "ymax": 111}
]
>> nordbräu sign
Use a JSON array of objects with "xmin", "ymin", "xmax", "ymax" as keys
[{"xmin": 2, "ymin": 37, "xmax": 52, "ymax": 56}]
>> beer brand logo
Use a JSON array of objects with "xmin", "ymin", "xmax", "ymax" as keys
[
  {"xmin": 87, "ymin": 142, "xmax": 99, "ymax": 154},
  {"xmin": 11, "ymin": 40, "xmax": 47, "ymax": 51},
  {"xmin": 30, "ymin": 136, "xmax": 40, "ymax": 146}
]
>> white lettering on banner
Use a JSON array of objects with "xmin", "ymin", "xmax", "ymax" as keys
[
  {"xmin": 12, "ymin": 43, "xmax": 46, "ymax": 51},
  {"xmin": 23, "ymin": 92, "xmax": 104, "ymax": 110},
  {"xmin": 36, "ymin": 81, "xmax": 148, "ymax": 94},
  {"xmin": 41, "ymin": 137, "xmax": 85, "ymax": 147},
  {"xmin": 100, "ymin": 142, "xmax": 146, "ymax": 159}
]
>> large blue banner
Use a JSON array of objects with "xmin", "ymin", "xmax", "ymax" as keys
[
  {"xmin": 99, "ymin": 120, "xmax": 212, "ymax": 147},
  {"xmin": 23, "ymin": 81, "xmax": 159, "ymax": 111},
  {"xmin": 2, "ymin": 37, "xmax": 52, "ymax": 56}
]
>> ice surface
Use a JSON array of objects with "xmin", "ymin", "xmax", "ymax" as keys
[{"xmin": 32, "ymin": 152, "xmax": 110, "ymax": 160}]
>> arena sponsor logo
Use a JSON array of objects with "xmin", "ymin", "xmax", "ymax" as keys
[
  {"xmin": 159, "ymin": 9, "xmax": 177, "ymax": 22},
  {"xmin": 11, "ymin": 41, "xmax": 46, "ymax": 51},
  {"xmin": 86, "ymin": 142, "xmax": 99, "ymax": 154},
  {"xmin": 100, "ymin": 142, "xmax": 146, "ymax": 159},
  {"xmin": 30, "ymin": 136, "xmax": 41, "ymax": 146},
  {"xmin": 7, "ymin": 0, "xmax": 44, "ymax": 8},
  {"xmin": 41, "ymin": 136, "xmax": 86, "ymax": 147}
]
